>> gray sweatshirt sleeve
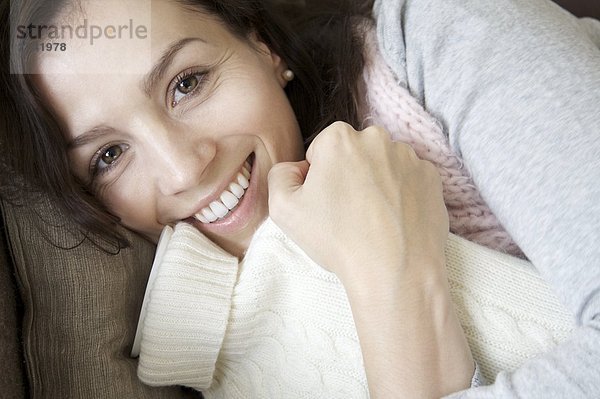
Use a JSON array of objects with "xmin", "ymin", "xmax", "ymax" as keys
[{"xmin": 374, "ymin": 0, "xmax": 600, "ymax": 397}]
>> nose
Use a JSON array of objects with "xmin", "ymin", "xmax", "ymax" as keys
[
  {"xmin": 133, "ymin": 116, "xmax": 216, "ymax": 196},
  {"xmin": 156, "ymin": 139, "xmax": 216, "ymax": 196}
]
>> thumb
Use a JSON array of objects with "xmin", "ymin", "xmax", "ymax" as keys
[
  {"xmin": 267, "ymin": 160, "xmax": 310, "ymax": 218},
  {"xmin": 268, "ymin": 160, "xmax": 309, "ymax": 194}
]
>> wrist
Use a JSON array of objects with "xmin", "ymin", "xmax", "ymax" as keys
[
  {"xmin": 337, "ymin": 250, "xmax": 448, "ymax": 303},
  {"xmin": 343, "ymin": 260, "xmax": 451, "ymax": 326},
  {"xmin": 339, "ymin": 256, "xmax": 474, "ymax": 398}
]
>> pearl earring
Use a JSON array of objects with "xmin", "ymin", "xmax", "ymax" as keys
[{"xmin": 282, "ymin": 69, "xmax": 295, "ymax": 82}]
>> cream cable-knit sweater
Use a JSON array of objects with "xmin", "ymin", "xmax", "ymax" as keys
[{"xmin": 134, "ymin": 219, "xmax": 573, "ymax": 398}]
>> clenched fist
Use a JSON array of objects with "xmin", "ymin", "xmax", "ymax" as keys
[{"xmin": 268, "ymin": 121, "xmax": 449, "ymax": 287}]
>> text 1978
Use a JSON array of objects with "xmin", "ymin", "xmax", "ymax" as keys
[{"xmin": 39, "ymin": 43, "xmax": 67, "ymax": 51}]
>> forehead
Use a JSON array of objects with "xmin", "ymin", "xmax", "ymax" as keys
[
  {"xmin": 33, "ymin": 0, "xmax": 226, "ymax": 75},
  {"xmin": 32, "ymin": 0, "xmax": 241, "ymax": 138}
]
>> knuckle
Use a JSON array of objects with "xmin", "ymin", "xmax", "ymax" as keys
[
  {"xmin": 328, "ymin": 120, "xmax": 353, "ymax": 132},
  {"xmin": 325, "ymin": 121, "xmax": 355, "ymax": 139},
  {"xmin": 358, "ymin": 126, "xmax": 392, "ymax": 156},
  {"xmin": 362, "ymin": 125, "xmax": 391, "ymax": 140},
  {"xmin": 314, "ymin": 121, "xmax": 354, "ymax": 150}
]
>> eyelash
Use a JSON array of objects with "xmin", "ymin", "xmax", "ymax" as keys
[
  {"xmin": 169, "ymin": 68, "xmax": 208, "ymax": 108},
  {"xmin": 89, "ymin": 143, "xmax": 129, "ymax": 179}
]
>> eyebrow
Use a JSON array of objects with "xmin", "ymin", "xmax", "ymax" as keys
[
  {"xmin": 143, "ymin": 37, "xmax": 206, "ymax": 97},
  {"xmin": 67, "ymin": 126, "xmax": 113, "ymax": 150},
  {"xmin": 68, "ymin": 37, "xmax": 206, "ymax": 149}
]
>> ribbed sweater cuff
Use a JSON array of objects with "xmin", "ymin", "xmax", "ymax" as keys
[{"xmin": 136, "ymin": 223, "xmax": 239, "ymax": 389}]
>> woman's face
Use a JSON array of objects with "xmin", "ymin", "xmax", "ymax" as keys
[{"xmin": 35, "ymin": 0, "xmax": 305, "ymax": 257}]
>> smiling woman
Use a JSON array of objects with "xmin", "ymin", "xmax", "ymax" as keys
[
  {"xmin": 31, "ymin": 0, "xmax": 305, "ymax": 256},
  {"xmin": 1, "ymin": 0, "xmax": 600, "ymax": 398},
  {"xmin": 3, "ymin": 0, "xmax": 350, "ymax": 252}
]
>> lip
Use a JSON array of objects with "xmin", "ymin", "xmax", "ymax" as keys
[{"xmin": 185, "ymin": 153, "xmax": 258, "ymax": 235}]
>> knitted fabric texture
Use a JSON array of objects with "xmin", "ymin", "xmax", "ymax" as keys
[
  {"xmin": 137, "ymin": 221, "xmax": 368, "ymax": 398},
  {"xmin": 360, "ymin": 28, "xmax": 524, "ymax": 257},
  {"xmin": 136, "ymin": 219, "xmax": 574, "ymax": 396},
  {"xmin": 136, "ymin": 227, "xmax": 239, "ymax": 388}
]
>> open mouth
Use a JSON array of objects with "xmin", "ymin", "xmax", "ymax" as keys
[{"xmin": 193, "ymin": 155, "xmax": 253, "ymax": 224}]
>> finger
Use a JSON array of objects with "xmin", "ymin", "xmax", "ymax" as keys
[
  {"xmin": 305, "ymin": 130, "xmax": 323, "ymax": 165},
  {"xmin": 268, "ymin": 160, "xmax": 310, "ymax": 219},
  {"xmin": 306, "ymin": 121, "xmax": 355, "ymax": 164},
  {"xmin": 268, "ymin": 160, "xmax": 309, "ymax": 192}
]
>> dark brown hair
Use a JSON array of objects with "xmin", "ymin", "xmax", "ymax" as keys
[{"xmin": 0, "ymin": 0, "xmax": 373, "ymax": 250}]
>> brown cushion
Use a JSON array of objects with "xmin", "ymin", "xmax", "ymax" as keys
[
  {"xmin": 2, "ymin": 196, "xmax": 201, "ymax": 399},
  {"xmin": 0, "ymin": 205, "xmax": 27, "ymax": 399},
  {"xmin": 552, "ymin": 0, "xmax": 600, "ymax": 19}
]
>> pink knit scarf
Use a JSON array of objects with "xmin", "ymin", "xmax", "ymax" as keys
[{"xmin": 360, "ymin": 29, "xmax": 524, "ymax": 257}]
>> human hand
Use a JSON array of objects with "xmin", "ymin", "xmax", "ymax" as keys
[
  {"xmin": 268, "ymin": 121, "xmax": 449, "ymax": 287},
  {"xmin": 269, "ymin": 122, "xmax": 473, "ymax": 397}
]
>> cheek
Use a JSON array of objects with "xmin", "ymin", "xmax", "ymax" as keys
[
  {"xmin": 101, "ymin": 182, "xmax": 162, "ymax": 239},
  {"xmin": 261, "ymin": 104, "xmax": 304, "ymax": 162},
  {"xmin": 265, "ymin": 126, "xmax": 304, "ymax": 163},
  {"xmin": 199, "ymin": 78, "xmax": 303, "ymax": 160},
  {"xmin": 233, "ymin": 86, "xmax": 304, "ymax": 160}
]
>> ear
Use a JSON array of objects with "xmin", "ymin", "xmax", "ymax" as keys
[{"xmin": 250, "ymin": 33, "xmax": 290, "ymax": 88}]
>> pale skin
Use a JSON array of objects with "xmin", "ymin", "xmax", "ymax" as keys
[
  {"xmin": 35, "ymin": 0, "xmax": 473, "ymax": 396},
  {"xmin": 270, "ymin": 123, "xmax": 474, "ymax": 397}
]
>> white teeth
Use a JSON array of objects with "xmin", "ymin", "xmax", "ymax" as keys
[
  {"xmin": 193, "ymin": 160, "xmax": 252, "ymax": 224},
  {"xmin": 201, "ymin": 207, "xmax": 218, "ymax": 222},
  {"xmin": 237, "ymin": 173, "xmax": 249, "ymax": 189},
  {"xmin": 195, "ymin": 213, "xmax": 209, "ymax": 224},
  {"xmin": 209, "ymin": 201, "xmax": 229, "ymax": 218},
  {"xmin": 229, "ymin": 182, "xmax": 244, "ymax": 199},
  {"xmin": 220, "ymin": 191, "xmax": 239, "ymax": 210}
]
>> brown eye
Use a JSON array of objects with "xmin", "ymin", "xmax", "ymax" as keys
[
  {"xmin": 171, "ymin": 72, "xmax": 206, "ymax": 107},
  {"xmin": 177, "ymin": 75, "xmax": 198, "ymax": 94},
  {"xmin": 101, "ymin": 145, "xmax": 123, "ymax": 165},
  {"xmin": 90, "ymin": 144, "xmax": 129, "ymax": 176},
  {"xmin": 90, "ymin": 143, "xmax": 129, "ymax": 179}
]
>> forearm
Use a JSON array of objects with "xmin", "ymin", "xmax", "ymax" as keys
[
  {"xmin": 268, "ymin": 123, "xmax": 474, "ymax": 396},
  {"xmin": 341, "ymin": 259, "xmax": 474, "ymax": 398},
  {"xmin": 375, "ymin": 0, "xmax": 600, "ymax": 394}
]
